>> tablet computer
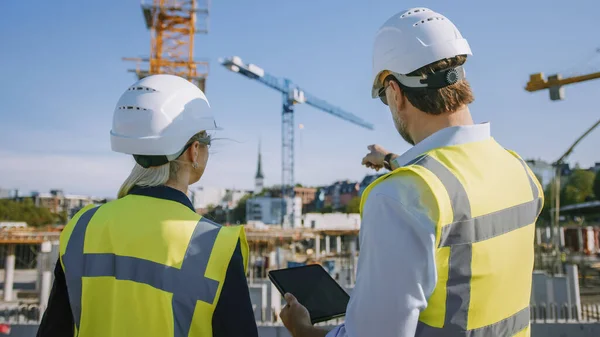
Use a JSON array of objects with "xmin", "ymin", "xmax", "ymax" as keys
[{"xmin": 268, "ymin": 264, "xmax": 350, "ymax": 324}]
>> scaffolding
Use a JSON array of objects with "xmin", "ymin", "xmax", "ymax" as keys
[{"xmin": 124, "ymin": 0, "xmax": 210, "ymax": 92}]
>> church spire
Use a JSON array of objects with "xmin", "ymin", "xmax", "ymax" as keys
[
  {"xmin": 255, "ymin": 139, "xmax": 264, "ymax": 179},
  {"xmin": 255, "ymin": 139, "xmax": 264, "ymax": 194}
]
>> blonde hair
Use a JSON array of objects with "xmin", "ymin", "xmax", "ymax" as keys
[{"xmin": 117, "ymin": 131, "xmax": 209, "ymax": 199}]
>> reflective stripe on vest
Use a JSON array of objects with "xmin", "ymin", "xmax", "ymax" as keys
[
  {"xmin": 409, "ymin": 154, "xmax": 541, "ymax": 337},
  {"xmin": 62, "ymin": 207, "xmax": 223, "ymax": 337}
]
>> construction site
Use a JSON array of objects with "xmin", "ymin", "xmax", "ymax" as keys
[{"xmin": 2, "ymin": 1, "xmax": 600, "ymax": 336}]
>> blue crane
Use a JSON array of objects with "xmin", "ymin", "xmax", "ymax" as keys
[{"xmin": 219, "ymin": 56, "xmax": 374, "ymax": 226}]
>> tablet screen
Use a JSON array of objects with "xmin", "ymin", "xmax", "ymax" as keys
[{"xmin": 269, "ymin": 264, "xmax": 350, "ymax": 324}]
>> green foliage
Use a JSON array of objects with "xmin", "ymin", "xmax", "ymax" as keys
[
  {"xmin": 204, "ymin": 204, "xmax": 227, "ymax": 224},
  {"xmin": 232, "ymin": 194, "xmax": 252, "ymax": 223},
  {"xmin": 594, "ymin": 171, "xmax": 600, "ymax": 200},
  {"xmin": 560, "ymin": 169, "xmax": 596, "ymax": 205},
  {"xmin": 319, "ymin": 205, "xmax": 333, "ymax": 214},
  {"xmin": 345, "ymin": 196, "xmax": 360, "ymax": 214},
  {"xmin": 0, "ymin": 199, "xmax": 58, "ymax": 227}
]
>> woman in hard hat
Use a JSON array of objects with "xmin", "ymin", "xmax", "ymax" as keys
[{"xmin": 37, "ymin": 74, "xmax": 259, "ymax": 337}]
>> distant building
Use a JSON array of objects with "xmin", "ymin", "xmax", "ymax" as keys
[
  {"xmin": 8, "ymin": 189, "xmax": 105, "ymax": 221},
  {"xmin": 191, "ymin": 187, "xmax": 226, "ymax": 213},
  {"xmin": 324, "ymin": 180, "xmax": 359, "ymax": 210},
  {"xmin": 358, "ymin": 174, "xmax": 385, "ymax": 196},
  {"xmin": 293, "ymin": 187, "xmax": 317, "ymax": 206},
  {"xmin": 302, "ymin": 213, "xmax": 360, "ymax": 230},
  {"xmin": 246, "ymin": 196, "xmax": 302, "ymax": 228},
  {"xmin": 588, "ymin": 162, "xmax": 600, "ymax": 174},
  {"xmin": 255, "ymin": 142, "xmax": 264, "ymax": 194},
  {"xmin": 0, "ymin": 188, "xmax": 14, "ymax": 199},
  {"xmin": 191, "ymin": 187, "xmax": 250, "ymax": 214},
  {"xmin": 525, "ymin": 159, "xmax": 555, "ymax": 187}
]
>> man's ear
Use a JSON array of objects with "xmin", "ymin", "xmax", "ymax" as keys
[{"xmin": 389, "ymin": 80, "xmax": 405, "ymax": 110}]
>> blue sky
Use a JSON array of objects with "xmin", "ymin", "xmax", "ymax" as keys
[{"xmin": 1, "ymin": 0, "xmax": 599, "ymax": 198}]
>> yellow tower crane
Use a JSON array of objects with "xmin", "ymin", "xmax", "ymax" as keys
[
  {"xmin": 525, "ymin": 52, "xmax": 600, "ymax": 274},
  {"xmin": 525, "ymin": 48, "xmax": 600, "ymax": 100},
  {"xmin": 124, "ymin": 0, "xmax": 210, "ymax": 92}
]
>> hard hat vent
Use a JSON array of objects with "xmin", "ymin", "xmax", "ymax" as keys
[
  {"xmin": 413, "ymin": 16, "xmax": 445, "ymax": 27},
  {"xmin": 118, "ymin": 106, "xmax": 149, "ymax": 111},
  {"xmin": 400, "ymin": 8, "xmax": 430, "ymax": 18},
  {"xmin": 127, "ymin": 86, "xmax": 157, "ymax": 92}
]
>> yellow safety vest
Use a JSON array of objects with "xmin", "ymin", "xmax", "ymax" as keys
[
  {"xmin": 59, "ymin": 193, "xmax": 249, "ymax": 337},
  {"xmin": 361, "ymin": 138, "xmax": 543, "ymax": 337}
]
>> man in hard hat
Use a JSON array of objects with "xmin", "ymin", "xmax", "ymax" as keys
[{"xmin": 280, "ymin": 7, "xmax": 543, "ymax": 337}]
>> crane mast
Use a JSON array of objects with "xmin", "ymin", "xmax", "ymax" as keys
[
  {"xmin": 220, "ymin": 56, "xmax": 373, "ymax": 227},
  {"xmin": 124, "ymin": 0, "xmax": 210, "ymax": 92}
]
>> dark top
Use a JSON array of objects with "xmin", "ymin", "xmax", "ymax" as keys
[{"xmin": 36, "ymin": 185, "xmax": 258, "ymax": 337}]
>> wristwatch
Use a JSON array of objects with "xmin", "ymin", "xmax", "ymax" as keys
[{"xmin": 383, "ymin": 153, "xmax": 394, "ymax": 171}]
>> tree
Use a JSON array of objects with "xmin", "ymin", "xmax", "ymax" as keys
[
  {"xmin": 538, "ymin": 179, "xmax": 555, "ymax": 222},
  {"xmin": 560, "ymin": 169, "xmax": 596, "ymax": 205},
  {"xmin": 594, "ymin": 171, "xmax": 600, "ymax": 200},
  {"xmin": 232, "ymin": 194, "xmax": 252, "ymax": 224},
  {"xmin": 346, "ymin": 196, "xmax": 360, "ymax": 214},
  {"xmin": 0, "ymin": 199, "xmax": 57, "ymax": 227}
]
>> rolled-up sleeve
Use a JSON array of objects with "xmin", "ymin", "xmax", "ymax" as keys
[{"xmin": 326, "ymin": 176, "xmax": 437, "ymax": 337}]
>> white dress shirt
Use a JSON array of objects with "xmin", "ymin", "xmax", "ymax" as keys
[{"xmin": 326, "ymin": 123, "xmax": 491, "ymax": 337}]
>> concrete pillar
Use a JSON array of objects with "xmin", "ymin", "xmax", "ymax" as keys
[
  {"xmin": 39, "ymin": 241, "xmax": 53, "ymax": 320},
  {"xmin": 336, "ymin": 236, "xmax": 342, "ymax": 254},
  {"xmin": 276, "ymin": 247, "xmax": 282, "ymax": 269},
  {"xmin": 3, "ymin": 245, "xmax": 15, "ymax": 302},
  {"xmin": 271, "ymin": 282, "xmax": 282, "ymax": 322},
  {"xmin": 577, "ymin": 229, "xmax": 584, "ymax": 253},
  {"xmin": 249, "ymin": 254, "xmax": 255, "ymax": 283},
  {"xmin": 261, "ymin": 283, "xmax": 268, "ymax": 322},
  {"xmin": 269, "ymin": 251, "xmax": 277, "ymax": 269},
  {"xmin": 350, "ymin": 239, "xmax": 357, "ymax": 285},
  {"xmin": 315, "ymin": 235, "xmax": 321, "ymax": 260},
  {"xmin": 566, "ymin": 264, "xmax": 582, "ymax": 320},
  {"xmin": 325, "ymin": 236, "xmax": 330, "ymax": 255}
]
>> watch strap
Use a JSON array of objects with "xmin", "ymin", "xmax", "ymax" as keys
[{"xmin": 384, "ymin": 153, "xmax": 394, "ymax": 170}]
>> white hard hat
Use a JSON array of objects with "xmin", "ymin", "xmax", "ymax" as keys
[
  {"xmin": 110, "ymin": 74, "xmax": 221, "ymax": 164},
  {"xmin": 371, "ymin": 8, "xmax": 472, "ymax": 98}
]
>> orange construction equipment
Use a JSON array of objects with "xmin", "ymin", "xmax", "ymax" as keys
[{"xmin": 124, "ymin": 0, "xmax": 210, "ymax": 91}]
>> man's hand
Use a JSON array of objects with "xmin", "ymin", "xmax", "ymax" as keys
[
  {"xmin": 280, "ymin": 293, "xmax": 312, "ymax": 337},
  {"xmin": 362, "ymin": 144, "xmax": 396, "ymax": 171}
]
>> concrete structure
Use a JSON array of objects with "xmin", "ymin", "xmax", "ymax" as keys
[
  {"xmin": 246, "ymin": 196, "xmax": 302, "ymax": 227},
  {"xmin": 531, "ymin": 266, "xmax": 581, "ymax": 319},
  {"xmin": 0, "ymin": 222, "xmax": 27, "ymax": 230},
  {"xmin": 302, "ymin": 213, "xmax": 360, "ymax": 230}
]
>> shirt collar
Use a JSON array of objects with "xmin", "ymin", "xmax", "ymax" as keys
[
  {"xmin": 128, "ymin": 185, "xmax": 195, "ymax": 212},
  {"xmin": 394, "ymin": 122, "xmax": 491, "ymax": 167}
]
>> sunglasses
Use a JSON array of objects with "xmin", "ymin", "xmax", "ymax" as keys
[
  {"xmin": 198, "ymin": 137, "xmax": 212, "ymax": 148},
  {"xmin": 378, "ymin": 85, "xmax": 389, "ymax": 106}
]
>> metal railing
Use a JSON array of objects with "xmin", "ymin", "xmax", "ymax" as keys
[
  {"xmin": 0, "ymin": 303, "xmax": 598, "ymax": 326},
  {"xmin": 530, "ymin": 303, "xmax": 600, "ymax": 322}
]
